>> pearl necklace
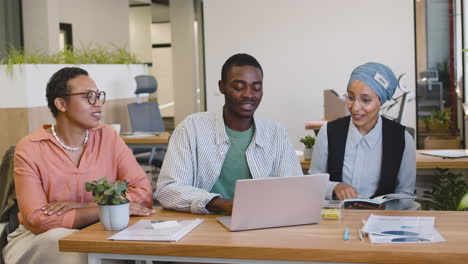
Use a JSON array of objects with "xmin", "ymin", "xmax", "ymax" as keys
[{"xmin": 51, "ymin": 124, "xmax": 89, "ymax": 151}]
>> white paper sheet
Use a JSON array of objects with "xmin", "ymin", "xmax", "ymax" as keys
[{"xmin": 362, "ymin": 214, "xmax": 446, "ymax": 244}]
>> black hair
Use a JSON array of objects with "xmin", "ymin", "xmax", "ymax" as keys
[
  {"xmin": 221, "ymin": 53, "xmax": 263, "ymax": 83},
  {"xmin": 46, "ymin": 67, "xmax": 89, "ymax": 117}
]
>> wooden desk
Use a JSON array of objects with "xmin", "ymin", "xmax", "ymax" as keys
[
  {"xmin": 120, "ymin": 132, "xmax": 171, "ymax": 148},
  {"xmin": 300, "ymin": 149, "xmax": 468, "ymax": 170},
  {"xmin": 416, "ymin": 150, "xmax": 468, "ymax": 169},
  {"xmin": 305, "ymin": 120, "xmax": 328, "ymax": 135},
  {"xmin": 121, "ymin": 133, "xmax": 171, "ymax": 166},
  {"xmin": 60, "ymin": 207, "xmax": 468, "ymax": 264}
]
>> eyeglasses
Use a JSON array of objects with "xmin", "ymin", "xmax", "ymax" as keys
[
  {"xmin": 343, "ymin": 94, "xmax": 375, "ymax": 108},
  {"xmin": 63, "ymin": 91, "xmax": 106, "ymax": 105}
]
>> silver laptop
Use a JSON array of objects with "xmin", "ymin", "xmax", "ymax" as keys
[{"xmin": 217, "ymin": 174, "xmax": 329, "ymax": 231}]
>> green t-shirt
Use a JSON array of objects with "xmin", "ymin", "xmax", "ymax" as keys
[{"xmin": 210, "ymin": 125, "xmax": 254, "ymax": 199}]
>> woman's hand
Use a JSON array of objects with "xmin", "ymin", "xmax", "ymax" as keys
[
  {"xmin": 333, "ymin": 184, "xmax": 359, "ymax": 200},
  {"xmin": 42, "ymin": 201, "xmax": 95, "ymax": 216},
  {"xmin": 352, "ymin": 203, "xmax": 386, "ymax": 210},
  {"xmin": 130, "ymin": 202, "xmax": 156, "ymax": 216}
]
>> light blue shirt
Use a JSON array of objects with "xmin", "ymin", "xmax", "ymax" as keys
[
  {"xmin": 309, "ymin": 116, "xmax": 416, "ymax": 210},
  {"xmin": 156, "ymin": 109, "xmax": 303, "ymax": 214}
]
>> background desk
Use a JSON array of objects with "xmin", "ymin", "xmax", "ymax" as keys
[
  {"xmin": 300, "ymin": 149, "xmax": 468, "ymax": 171},
  {"xmin": 120, "ymin": 132, "xmax": 171, "ymax": 148},
  {"xmin": 121, "ymin": 133, "xmax": 171, "ymax": 166},
  {"xmin": 305, "ymin": 120, "xmax": 327, "ymax": 135},
  {"xmin": 60, "ymin": 207, "xmax": 468, "ymax": 264}
]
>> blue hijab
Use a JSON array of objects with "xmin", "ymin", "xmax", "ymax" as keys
[{"xmin": 347, "ymin": 62, "xmax": 398, "ymax": 104}]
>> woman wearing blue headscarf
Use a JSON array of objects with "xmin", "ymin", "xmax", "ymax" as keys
[{"xmin": 309, "ymin": 62, "xmax": 416, "ymax": 210}]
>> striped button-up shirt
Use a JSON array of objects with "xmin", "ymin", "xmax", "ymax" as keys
[{"xmin": 155, "ymin": 110, "xmax": 303, "ymax": 214}]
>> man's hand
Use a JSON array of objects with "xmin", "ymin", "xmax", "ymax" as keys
[
  {"xmin": 42, "ymin": 201, "xmax": 95, "ymax": 216},
  {"xmin": 206, "ymin": 197, "xmax": 233, "ymax": 213},
  {"xmin": 130, "ymin": 202, "xmax": 156, "ymax": 216},
  {"xmin": 333, "ymin": 184, "xmax": 359, "ymax": 200}
]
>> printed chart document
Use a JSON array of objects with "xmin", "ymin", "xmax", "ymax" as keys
[
  {"xmin": 362, "ymin": 214, "xmax": 446, "ymax": 244},
  {"xmin": 108, "ymin": 219, "xmax": 204, "ymax": 242},
  {"xmin": 420, "ymin": 150, "xmax": 468, "ymax": 159},
  {"xmin": 343, "ymin": 193, "xmax": 415, "ymax": 208}
]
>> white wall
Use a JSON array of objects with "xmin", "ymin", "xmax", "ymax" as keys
[
  {"xmin": 58, "ymin": 0, "xmax": 129, "ymax": 49},
  {"xmin": 22, "ymin": 0, "xmax": 60, "ymax": 53},
  {"xmin": 22, "ymin": 0, "xmax": 130, "ymax": 52},
  {"xmin": 203, "ymin": 0, "xmax": 416, "ymax": 150},
  {"xmin": 0, "ymin": 64, "xmax": 147, "ymax": 108},
  {"xmin": 170, "ymin": 0, "xmax": 199, "ymax": 124},
  {"xmin": 151, "ymin": 23, "xmax": 174, "ymax": 117},
  {"xmin": 129, "ymin": 6, "xmax": 153, "ymax": 63}
]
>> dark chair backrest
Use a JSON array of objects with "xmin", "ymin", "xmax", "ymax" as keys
[
  {"xmin": 0, "ymin": 146, "xmax": 18, "ymax": 263},
  {"xmin": 128, "ymin": 75, "xmax": 165, "ymax": 133},
  {"xmin": 0, "ymin": 146, "xmax": 16, "ymax": 223},
  {"xmin": 134, "ymin": 75, "xmax": 157, "ymax": 94},
  {"xmin": 128, "ymin": 102, "xmax": 165, "ymax": 132}
]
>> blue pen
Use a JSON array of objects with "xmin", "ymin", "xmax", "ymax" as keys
[{"xmin": 344, "ymin": 227, "xmax": 349, "ymax": 241}]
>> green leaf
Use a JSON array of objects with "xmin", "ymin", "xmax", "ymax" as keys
[
  {"xmin": 104, "ymin": 187, "xmax": 115, "ymax": 196},
  {"xmin": 84, "ymin": 178, "xmax": 129, "ymax": 205},
  {"xmin": 457, "ymin": 193, "xmax": 468, "ymax": 211},
  {"xmin": 111, "ymin": 197, "xmax": 122, "ymax": 204}
]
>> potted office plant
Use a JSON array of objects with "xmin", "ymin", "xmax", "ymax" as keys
[
  {"xmin": 424, "ymin": 109, "xmax": 451, "ymax": 131},
  {"xmin": 300, "ymin": 135, "xmax": 315, "ymax": 160},
  {"xmin": 423, "ymin": 109, "xmax": 460, "ymax": 149},
  {"xmin": 422, "ymin": 169, "xmax": 468, "ymax": 210},
  {"xmin": 85, "ymin": 177, "xmax": 130, "ymax": 230}
]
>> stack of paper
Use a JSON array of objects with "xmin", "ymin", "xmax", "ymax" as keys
[
  {"xmin": 361, "ymin": 214, "xmax": 446, "ymax": 243},
  {"xmin": 108, "ymin": 219, "xmax": 204, "ymax": 242}
]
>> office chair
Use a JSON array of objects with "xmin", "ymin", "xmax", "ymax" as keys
[
  {"xmin": 127, "ymin": 75, "xmax": 166, "ymax": 167},
  {"xmin": 0, "ymin": 146, "xmax": 19, "ymax": 264},
  {"xmin": 381, "ymin": 73, "xmax": 413, "ymax": 124}
]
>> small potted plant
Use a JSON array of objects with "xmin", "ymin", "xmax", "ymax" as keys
[
  {"xmin": 85, "ymin": 177, "xmax": 130, "ymax": 230},
  {"xmin": 300, "ymin": 135, "xmax": 315, "ymax": 160},
  {"xmin": 424, "ymin": 109, "xmax": 451, "ymax": 131}
]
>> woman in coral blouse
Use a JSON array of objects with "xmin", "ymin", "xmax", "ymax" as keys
[{"xmin": 3, "ymin": 67, "xmax": 155, "ymax": 264}]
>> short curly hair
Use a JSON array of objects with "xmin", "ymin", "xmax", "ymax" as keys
[
  {"xmin": 46, "ymin": 67, "xmax": 89, "ymax": 117},
  {"xmin": 221, "ymin": 53, "xmax": 263, "ymax": 84}
]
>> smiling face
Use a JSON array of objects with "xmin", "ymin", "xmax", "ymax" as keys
[
  {"xmin": 219, "ymin": 65, "xmax": 263, "ymax": 129},
  {"xmin": 346, "ymin": 79, "xmax": 382, "ymax": 135},
  {"xmin": 55, "ymin": 75, "xmax": 103, "ymax": 129}
]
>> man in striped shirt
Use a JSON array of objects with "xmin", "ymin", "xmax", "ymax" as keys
[{"xmin": 155, "ymin": 53, "xmax": 303, "ymax": 214}]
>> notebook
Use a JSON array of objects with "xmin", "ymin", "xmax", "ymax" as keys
[{"xmin": 217, "ymin": 174, "xmax": 329, "ymax": 231}]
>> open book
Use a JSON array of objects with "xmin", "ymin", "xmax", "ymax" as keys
[
  {"xmin": 344, "ymin": 193, "xmax": 415, "ymax": 208},
  {"xmin": 108, "ymin": 219, "xmax": 203, "ymax": 242}
]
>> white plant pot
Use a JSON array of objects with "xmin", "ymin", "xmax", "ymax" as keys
[
  {"xmin": 303, "ymin": 148, "xmax": 313, "ymax": 160},
  {"xmin": 99, "ymin": 203, "xmax": 130, "ymax": 231}
]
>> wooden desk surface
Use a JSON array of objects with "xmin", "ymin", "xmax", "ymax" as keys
[
  {"xmin": 305, "ymin": 120, "xmax": 328, "ymax": 130},
  {"xmin": 416, "ymin": 150, "xmax": 468, "ymax": 169},
  {"xmin": 300, "ymin": 149, "xmax": 468, "ymax": 170},
  {"xmin": 120, "ymin": 132, "xmax": 171, "ymax": 145},
  {"xmin": 60, "ymin": 207, "xmax": 468, "ymax": 264}
]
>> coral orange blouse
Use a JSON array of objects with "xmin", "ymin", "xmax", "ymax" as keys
[{"xmin": 14, "ymin": 124, "xmax": 153, "ymax": 234}]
